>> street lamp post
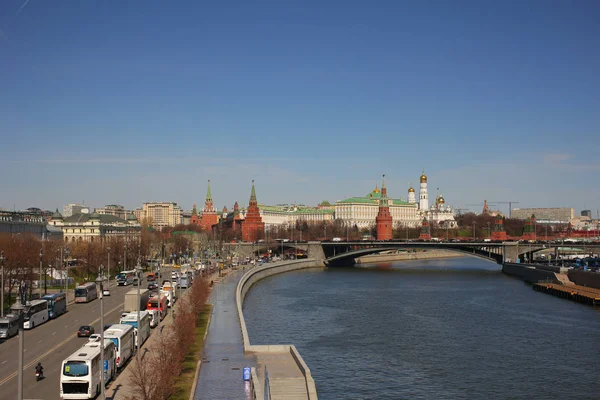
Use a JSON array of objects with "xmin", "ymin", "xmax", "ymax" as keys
[
  {"xmin": 107, "ymin": 246, "xmax": 111, "ymax": 288},
  {"xmin": 13, "ymin": 302, "xmax": 25, "ymax": 400},
  {"xmin": 64, "ymin": 248, "xmax": 70, "ymax": 295},
  {"xmin": 95, "ymin": 269, "xmax": 107, "ymax": 400},
  {"xmin": 136, "ymin": 264, "xmax": 142, "ymax": 354},
  {"xmin": 39, "ymin": 249, "xmax": 43, "ymax": 296},
  {"xmin": 1, "ymin": 251, "xmax": 4, "ymax": 318}
]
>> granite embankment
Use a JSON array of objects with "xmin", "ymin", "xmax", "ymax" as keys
[
  {"xmin": 356, "ymin": 249, "xmax": 463, "ymax": 264},
  {"xmin": 237, "ymin": 259, "xmax": 324, "ymax": 400}
]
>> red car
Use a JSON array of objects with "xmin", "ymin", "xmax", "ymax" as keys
[{"xmin": 77, "ymin": 325, "xmax": 95, "ymax": 337}]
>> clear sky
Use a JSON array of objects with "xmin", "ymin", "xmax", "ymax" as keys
[{"xmin": 1, "ymin": 0, "xmax": 599, "ymax": 216}]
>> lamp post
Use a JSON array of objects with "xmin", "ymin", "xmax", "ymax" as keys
[
  {"xmin": 95, "ymin": 269, "xmax": 107, "ymax": 400},
  {"xmin": 1, "ymin": 250, "xmax": 4, "ymax": 318},
  {"xmin": 64, "ymin": 248, "xmax": 70, "ymax": 295},
  {"xmin": 107, "ymin": 246, "xmax": 111, "ymax": 288},
  {"xmin": 13, "ymin": 301, "xmax": 25, "ymax": 400},
  {"xmin": 39, "ymin": 249, "xmax": 43, "ymax": 296},
  {"xmin": 136, "ymin": 264, "xmax": 142, "ymax": 354}
]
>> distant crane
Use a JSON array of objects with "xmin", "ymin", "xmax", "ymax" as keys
[
  {"xmin": 454, "ymin": 208, "xmax": 471, "ymax": 216},
  {"xmin": 491, "ymin": 201, "xmax": 520, "ymax": 218}
]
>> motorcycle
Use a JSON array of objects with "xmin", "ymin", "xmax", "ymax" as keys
[{"xmin": 35, "ymin": 371, "xmax": 44, "ymax": 381}]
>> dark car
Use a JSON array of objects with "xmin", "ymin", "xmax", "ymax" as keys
[
  {"xmin": 77, "ymin": 325, "xmax": 95, "ymax": 337},
  {"xmin": 148, "ymin": 282, "xmax": 158, "ymax": 290}
]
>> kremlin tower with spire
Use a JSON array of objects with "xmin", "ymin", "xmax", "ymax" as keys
[
  {"xmin": 200, "ymin": 180, "xmax": 218, "ymax": 231},
  {"xmin": 242, "ymin": 180, "xmax": 264, "ymax": 242},
  {"xmin": 376, "ymin": 175, "xmax": 393, "ymax": 240},
  {"xmin": 190, "ymin": 203, "xmax": 200, "ymax": 225}
]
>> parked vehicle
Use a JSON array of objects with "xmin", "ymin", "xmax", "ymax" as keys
[
  {"xmin": 0, "ymin": 314, "xmax": 19, "ymax": 340},
  {"xmin": 120, "ymin": 311, "xmax": 151, "ymax": 348},
  {"xmin": 146, "ymin": 295, "xmax": 168, "ymax": 320},
  {"xmin": 104, "ymin": 324, "xmax": 135, "ymax": 370},
  {"xmin": 123, "ymin": 289, "xmax": 149, "ymax": 314},
  {"xmin": 11, "ymin": 300, "xmax": 49, "ymax": 329},
  {"xmin": 60, "ymin": 340, "xmax": 116, "ymax": 399},
  {"xmin": 42, "ymin": 293, "xmax": 67, "ymax": 319},
  {"xmin": 102, "ymin": 288, "xmax": 110, "ymax": 296}
]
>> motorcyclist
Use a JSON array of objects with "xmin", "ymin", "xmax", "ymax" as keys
[{"xmin": 35, "ymin": 362, "xmax": 44, "ymax": 378}]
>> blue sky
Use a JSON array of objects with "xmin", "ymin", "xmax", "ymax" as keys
[{"xmin": 1, "ymin": 0, "xmax": 599, "ymax": 216}]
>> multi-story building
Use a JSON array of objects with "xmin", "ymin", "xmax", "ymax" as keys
[
  {"xmin": 95, "ymin": 204, "xmax": 135, "ymax": 220},
  {"xmin": 137, "ymin": 202, "xmax": 183, "ymax": 229},
  {"xmin": 51, "ymin": 210, "xmax": 140, "ymax": 242},
  {"xmin": 63, "ymin": 203, "xmax": 86, "ymax": 218},
  {"xmin": 240, "ymin": 204, "xmax": 334, "ymax": 230},
  {"xmin": 511, "ymin": 207, "xmax": 574, "ymax": 223}
]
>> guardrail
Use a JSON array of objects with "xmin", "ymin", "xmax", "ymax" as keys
[{"xmin": 236, "ymin": 259, "xmax": 323, "ymax": 399}]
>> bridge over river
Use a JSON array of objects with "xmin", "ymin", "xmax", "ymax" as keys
[{"xmin": 223, "ymin": 241, "xmax": 599, "ymax": 267}]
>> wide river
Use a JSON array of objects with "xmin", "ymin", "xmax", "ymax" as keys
[{"xmin": 243, "ymin": 257, "xmax": 600, "ymax": 400}]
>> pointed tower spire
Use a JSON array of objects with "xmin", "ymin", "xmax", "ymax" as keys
[
  {"xmin": 381, "ymin": 174, "xmax": 387, "ymax": 198},
  {"xmin": 250, "ymin": 180, "xmax": 257, "ymax": 203},
  {"xmin": 206, "ymin": 179, "xmax": 213, "ymax": 202}
]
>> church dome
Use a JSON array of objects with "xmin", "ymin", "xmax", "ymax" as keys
[
  {"xmin": 408, "ymin": 186, "xmax": 415, "ymax": 193},
  {"xmin": 420, "ymin": 173, "xmax": 427, "ymax": 183},
  {"xmin": 127, "ymin": 213, "xmax": 138, "ymax": 221},
  {"xmin": 372, "ymin": 184, "xmax": 380, "ymax": 194},
  {"xmin": 437, "ymin": 195, "xmax": 445, "ymax": 204}
]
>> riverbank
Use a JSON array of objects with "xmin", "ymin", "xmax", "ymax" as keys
[{"xmin": 356, "ymin": 249, "xmax": 463, "ymax": 264}]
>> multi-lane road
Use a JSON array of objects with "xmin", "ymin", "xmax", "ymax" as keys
[{"xmin": 0, "ymin": 282, "xmax": 144, "ymax": 400}]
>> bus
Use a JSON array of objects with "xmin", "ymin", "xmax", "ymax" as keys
[
  {"xmin": 11, "ymin": 300, "xmax": 48, "ymax": 329},
  {"xmin": 75, "ymin": 282, "xmax": 98, "ymax": 303},
  {"xmin": 43, "ymin": 292, "xmax": 67, "ymax": 319},
  {"xmin": 119, "ymin": 311, "xmax": 151, "ymax": 349},
  {"xmin": 146, "ymin": 295, "xmax": 168, "ymax": 321},
  {"xmin": 116, "ymin": 270, "xmax": 136, "ymax": 286},
  {"xmin": 104, "ymin": 324, "xmax": 135, "ymax": 370},
  {"xmin": 60, "ymin": 340, "xmax": 116, "ymax": 399}
]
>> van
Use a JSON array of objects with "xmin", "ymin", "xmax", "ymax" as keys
[{"xmin": 0, "ymin": 314, "xmax": 19, "ymax": 340}]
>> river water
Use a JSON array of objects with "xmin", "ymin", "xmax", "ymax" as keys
[{"xmin": 243, "ymin": 257, "xmax": 600, "ymax": 400}]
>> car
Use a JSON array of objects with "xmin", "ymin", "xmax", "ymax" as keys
[
  {"xmin": 102, "ymin": 289, "xmax": 110, "ymax": 296},
  {"xmin": 148, "ymin": 282, "xmax": 158, "ymax": 290},
  {"xmin": 103, "ymin": 324, "xmax": 112, "ymax": 331},
  {"xmin": 77, "ymin": 325, "xmax": 95, "ymax": 337},
  {"xmin": 88, "ymin": 334, "xmax": 101, "ymax": 342}
]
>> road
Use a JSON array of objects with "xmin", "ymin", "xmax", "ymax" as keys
[{"xmin": 0, "ymin": 281, "xmax": 151, "ymax": 400}]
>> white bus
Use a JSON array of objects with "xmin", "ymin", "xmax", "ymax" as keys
[
  {"xmin": 11, "ymin": 300, "xmax": 49, "ymax": 329},
  {"xmin": 103, "ymin": 324, "xmax": 135, "ymax": 370},
  {"xmin": 75, "ymin": 282, "xmax": 98, "ymax": 303},
  {"xmin": 60, "ymin": 340, "xmax": 116, "ymax": 399},
  {"xmin": 116, "ymin": 269, "xmax": 137, "ymax": 286},
  {"xmin": 120, "ymin": 311, "xmax": 151, "ymax": 349}
]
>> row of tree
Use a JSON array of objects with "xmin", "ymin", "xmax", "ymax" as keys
[{"xmin": 128, "ymin": 275, "xmax": 210, "ymax": 399}]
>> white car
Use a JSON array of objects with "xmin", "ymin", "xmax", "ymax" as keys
[
  {"xmin": 102, "ymin": 289, "xmax": 110, "ymax": 296},
  {"xmin": 88, "ymin": 334, "xmax": 101, "ymax": 342}
]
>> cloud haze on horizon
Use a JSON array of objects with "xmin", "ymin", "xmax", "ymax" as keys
[{"xmin": 1, "ymin": 1, "xmax": 599, "ymax": 216}]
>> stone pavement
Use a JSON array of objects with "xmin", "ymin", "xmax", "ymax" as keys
[{"xmin": 193, "ymin": 270, "xmax": 257, "ymax": 400}]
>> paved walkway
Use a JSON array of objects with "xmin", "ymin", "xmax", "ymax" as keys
[{"xmin": 194, "ymin": 270, "xmax": 257, "ymax": 400}]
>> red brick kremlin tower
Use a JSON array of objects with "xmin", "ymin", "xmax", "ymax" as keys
[
  {"xmin": 242, "ymin": 180, "xmax": 264, "ymax": 242},
  {"xmin": 376, "ymin": 175, "xmax": 393, "ymax": 240},
  {"xmin": 491, "ymin": 214, "xmax": 507, "ymax": 241},
  {"xmin": 232, "ymin": 201, "xmax": 242, "ymax": 231},
  {"xmin": 419, "ymin": 217, "xmax": 431, "ymax": 240},
  {"xmin": 190, "ymin": 203, "xmax": 200, "ymax": 225},
  {"xmin": 200, "ymin": 180, "xmax": 218, "ymax": 231}
]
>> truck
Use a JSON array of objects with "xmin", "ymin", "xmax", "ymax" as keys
[
  {"xmin": 160, "ymin": 287, "xmax": 174, "ymax": 308},
  {"xmin": 123, "ymin": 289, "xmax": 149, "ymax": 314}
]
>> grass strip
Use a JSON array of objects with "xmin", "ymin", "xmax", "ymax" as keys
[{"xmin": 169, "ymin": 303, "xmax": 213, "ymax": 400}]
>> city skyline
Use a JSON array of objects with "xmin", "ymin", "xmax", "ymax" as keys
[{"xmin": 1, "ymin": 1, "xmax": 599, "ymax": 214}]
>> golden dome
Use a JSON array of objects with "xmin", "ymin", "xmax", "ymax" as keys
[
  {"xmin": 420, "ymin": 172, "xmax": 427, "ymax": 183},
  {"xmin": 437, "ymin": 196, "xmax": 445, "ymax": 204},
  {"xmin": 408, "ymin": 187, "xmax": 415, "ymax": 193},
  {"xmin": 373, "ymin": 184, "xmax": 380, "ymax": 194}
]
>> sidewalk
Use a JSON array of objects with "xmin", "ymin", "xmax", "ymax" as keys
[{"xmin": 193, "ymin": 269, "xmax": 257, "ymax": 400}]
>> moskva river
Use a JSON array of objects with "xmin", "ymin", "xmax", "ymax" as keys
[{"xmin": 243, "ymin": 257, "xmax": 600, "ymax": 400}]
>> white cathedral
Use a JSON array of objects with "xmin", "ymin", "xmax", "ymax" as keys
[{"xmin": 408, "ymin": 172, "xmax": 456, "ymax": 228}]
